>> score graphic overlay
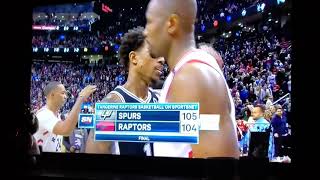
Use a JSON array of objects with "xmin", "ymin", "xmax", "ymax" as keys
[{"xmin": 94, "ymin": 103, "xmax": 199, "ymax": 144}]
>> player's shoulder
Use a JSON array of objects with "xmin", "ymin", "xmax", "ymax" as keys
[
  {"xmin": 36, "ymin": 107, "xmax": 51, "ymax": 117},
  {"xmin": 102, "ymin": 91, "xmax": 123, "ymax": 103},
  {"xmin": 36, "ymin": 107, "xmax": 55, "ymax": 122}
]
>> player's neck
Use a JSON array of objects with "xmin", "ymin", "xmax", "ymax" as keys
[
  {"xmin": 123, "ymin": 73, "xmax": 149, "ymax": 100},
  {"xmin": 46, "ymin": 102, "xmax": 59, "ymax": 116},
  {"xmin": 167, "ymin": 35, "xmax": 196, "ymax": 71}
]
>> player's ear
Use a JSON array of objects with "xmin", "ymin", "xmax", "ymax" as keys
[
  {"xmin": 167, "ymin": 14, "xmax": 179, "ymax": 35},
  {"xmin": 129, "ymin": 51, "xmax": 138, "ymax": 66}
]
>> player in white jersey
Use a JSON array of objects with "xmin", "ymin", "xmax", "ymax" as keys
[
  {"xmin": 34, "ymin": 81, "xmax": 96, "ymax": 152},
  {"xmin": 85, "ymin": 27, "xmax": 164, "ymax": 155},
  {"xmin": 144, "ymin": 0, "xmax": 239, "ymax": 158}
]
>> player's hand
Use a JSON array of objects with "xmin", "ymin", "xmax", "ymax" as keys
[
  {"xmin": 79, "ymin": 85, "xmax": 97, "ymax": 99},
  {"xmin": 70, "ymin": 146, "xmax": 76, "ymax": 153}
]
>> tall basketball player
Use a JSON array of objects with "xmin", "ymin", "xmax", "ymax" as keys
[
  {"xmin": 144, "ymin": 0, "xmax": 239, "ymax": 158},
  {"xmin": 86, "ymin": 27, "xmax": 164, "ymax": 156}
]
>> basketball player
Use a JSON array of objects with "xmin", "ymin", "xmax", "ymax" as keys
[
  {"xmin": 144, "ymin": 0, "xmax": 239, "ymax": 158},
  {"xmin": 85, "ymin": 27, "xmax": 164, "ymax": 156},
  {"xmin": 33, "ymin": 81, "xmax": 96, "ymax": 152}
]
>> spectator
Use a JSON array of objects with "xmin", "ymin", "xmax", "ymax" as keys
[{"xmin": 271, "ymin": 107, "xmax": 288, "ymax": 157}]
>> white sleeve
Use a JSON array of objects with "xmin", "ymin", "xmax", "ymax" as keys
[{"xmin": 36, "ymin": 110, "xmax": 60, "ymax": 133}]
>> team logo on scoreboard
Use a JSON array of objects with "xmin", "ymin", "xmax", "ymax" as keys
[
  {"xmin": 78, "ymin": 114, "xmax": 95, "ymax": 128},
  {"xmin": 98, "ymin": 110, "xmax": 116, "ymax": 120}
]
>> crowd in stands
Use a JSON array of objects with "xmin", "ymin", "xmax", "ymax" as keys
[
  {"xmin": 33, "ymin": 17, "xmax": 97, "ymax": 27},
  {"xmin": 214, "ymin": 26, "xmax": 291, "ymax": 119},
  {"xmin": 32, "ymin": 32, "xmax": 101, "ymax": 48},
  {"xmin": 31, "ymin": 63, "xmax": 126, "ymax": 115},
  {"xmin": 197, "ymin": 0, "xmax": 260, "ymax": 30},
  {"xmin": 31, "ymin": 62, "xmax": 169, "ymax": 115}
]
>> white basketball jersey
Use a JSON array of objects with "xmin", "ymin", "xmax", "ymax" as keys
[
  {"xmin": 33, "ymin": 106, "xmax": 63, "ymax": 152},
  {"xmin": 153, "ymin": 49, "xmax": 236, "ymax": 158}
]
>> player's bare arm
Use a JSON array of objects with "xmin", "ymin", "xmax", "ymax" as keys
[
  {"xmin": 167, "ymin": 63, "xmax": 239, "ymax": 158},
  {"xmin": 85, "ymin": 93, "xmax": 122, "ymax": 154},
  {"xmin": 53, "ymin": 85, "xmax": 97, "ymax": 136}
]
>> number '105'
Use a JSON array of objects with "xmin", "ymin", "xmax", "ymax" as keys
[{"xmin": 182, "ymin": 112, "xmax": 197, "ymax": 120}]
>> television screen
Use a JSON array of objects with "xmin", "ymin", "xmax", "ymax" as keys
[{"xmin": 30, "ymin": 0, "xmax": 292, "ymax": 163}]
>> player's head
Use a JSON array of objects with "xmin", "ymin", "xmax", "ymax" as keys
[
  {"xmin": 144, "ymin": 0, "xmax": 197, "ymax": 59},
  {"xmin": 198, "ymin": 43, "xmax": 224, "ymax": 70},
  {"xmin": 119, "ymin": 27, "xmax": 164, "ymax": 83},
  {"xmin": 251, "ymin": 104, "xmax": 265, "ymax": 120},
  {"xmin": 44, "ymin": 81, "xmax": 67, "ymax": 108}
]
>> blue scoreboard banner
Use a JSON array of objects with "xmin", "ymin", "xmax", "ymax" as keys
[{"xmin": 94, "ymin": 103, "xmax": 200, "ymax": 144}]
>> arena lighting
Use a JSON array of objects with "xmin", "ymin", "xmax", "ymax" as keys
[
  {"xmin": 59, "ymin": 35, "xmax": 65, "ymax": 41},
  {"xmin": 73, "ymin": 26, "xmax": 78, "ymax": 30},
  {"xmin": 226, "ymin": 15, "xmax": 232, "ymax": 22},
  {"xmin": 257, "ymin": 3, "xmax": 265, "ymax": 12},
  {"xmin": 102, "ymin": 3, "xmax": 113, "ymax": 13},
  {"xmin": 275, "ymin": 20, "xmax": 279, "ymax": 23},
  {"xmin": 33, "ymin": 47, "xmax": 38, "ymax": 52},
  {"xmin": 84, "ymin": 48, "xmax": 88, "ymax": 52},
  {"xmin": 64, "ymin": 48, "xmax": 69, "ymax": 53},
  {"xmin": 44, "ymin": 48, "xmax": 49, "ymax": 52},
  {"xmin": 114, "ymin": 44, "xmax": 120, "ymax": 51},
  {"xmin": 261, "ymin": 3, "xmax": 265, "ymax": 11},
  {"xmin": 241, "ymin": 9, "xmax": 246, "ymax": 16},
  {"xmin": 277, "ymin": 0, "xmax": 286, "ymax": 5},
  {"xmin": 64, "ymin": 26, "xmax": 69, "ymax": 31},
  {"xmin": 74, "ymin": 48, "xmax": 79, "ymax": 52},
  {"xmin": 201, "ymin": 24, "xmax": 206, "ymax": 32},
  {"xmin": 213, "ymin": 20, "xmax": 218, "ymax": 27},
  {"xmin": 268, "ymin": 19, "xmax": 272, "ymax": 21},
  {"xmin": 54, "ymin": 48, "xmax": 59, "ymax": 52}
]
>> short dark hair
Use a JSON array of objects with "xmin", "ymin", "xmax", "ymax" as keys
[
  {"xmin": 44, "ymin": 81, "xmax": 62, "ymax": 97},
  {"xmin": 255, "ymin": 104, "xmax": 266, "ymax": 113},
  {"xmin": 119, "ymin": 26, "xmax": 146, "ymax": 70},
  {"xmin": 276, "ymin": 106, "xmax": 283, "ymax": 110}
]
